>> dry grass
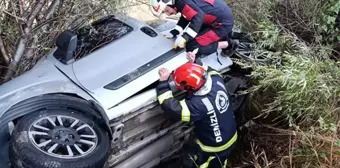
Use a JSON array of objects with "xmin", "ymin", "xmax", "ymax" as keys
[{"xmin": 229, "ymin": 123, "xmax": 340, "ymax": 168}]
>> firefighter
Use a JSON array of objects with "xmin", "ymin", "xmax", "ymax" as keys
[
  {"xmin": 150, "ymin": 0, "xmax": 238, "ymax": 58},
  {"xmin": 156, "ymin": 52, "xmax": 238, "ymax": 168}
]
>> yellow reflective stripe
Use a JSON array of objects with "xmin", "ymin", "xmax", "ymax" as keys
[
  {"xmin": 202, "ymin": 64, "xmax": 208, "ymax": 71},
  {"xmin": 199, "ymin": 156, "xmax": 215, "ymax": 168},
  {"xmin": 197, "ymin": 132, "xmax": 237, "ymax": 153},
  {"xmin": 201, "ymin": 64, "xmax": 221, "ymax": 77},
  {"xmin": 223, "ymin": 159, "xmax": 228, "ymax": 168},
  {"xmin": 157, "ymin": 91, "xmax": 173, "ymax": 104},
  {"xmin": 180, "ymin": 100, "xmax": 191, "ymax": 122},
  {"xmin": 208, "ymin": 70, "xmax": 222, "ymax": 77},
  {"xmin": 188, "ymin": 154, "xmax": 199, "ymax": 167}
]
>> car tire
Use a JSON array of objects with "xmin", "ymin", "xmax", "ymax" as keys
[{"xmin": 9, "ymin": 105, "xmax": 110, "ymax": 168}]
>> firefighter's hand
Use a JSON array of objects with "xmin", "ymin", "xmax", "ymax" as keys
[
  {"xmin": 159, "ymin": 68, "xmax": 170, "ymax": 81},
  {"xmin": 163, "ymin": 32, "xmax": 175, "ymax": 39},
  {"xmin": 186, "ymin": 48, "xmax": 199, "ymax": 62},
  {"xmin": 187, "ymin": 52, "xmax": 196, "ymax": 63},
  {"xmin": 173, "ymin": 36, "xmax": 187, "ymax": 49}
]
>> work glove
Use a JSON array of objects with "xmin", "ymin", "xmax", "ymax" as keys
[
  {"xmin": 163, "ymin": 32, "xmax": 175, "ymax": 39},
  {"xmin": 174, "ymin": 35, "xmax": 187, "ymax": 49},
  {"xmin": 163, "ymin": 29, "xmax": 181, "ymax": 39}
]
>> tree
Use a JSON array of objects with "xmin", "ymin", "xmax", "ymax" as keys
[{"xmin": 0, "ymin": 0, "xmax": 143, "ymax": 83}]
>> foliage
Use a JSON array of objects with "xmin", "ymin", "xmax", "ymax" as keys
[
  {"xmin": 225, "ymin": 0, "xmax": 278, "ymax": 32},
  {"xmin": 228, "ymin": 0, "xmax": 340, "ymax": 167},
  {"xmin": 228, "ymin": 0, "xmax": 340, "ymax": 43},
  {"xmin": 318, "ymin": 0, "xmax": 340, "ymax": 43},
  {"xmin": 252, "ymin": 50, "xmax": 340, "ymax": 123},
  {"xmin": 245, "ymin": 18, "xmax": 340, "ymax": 124}
]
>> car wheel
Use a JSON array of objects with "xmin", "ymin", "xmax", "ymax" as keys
[{"xmin": 9, "ymin": 108, "xmax": 110, "ymax": 168}]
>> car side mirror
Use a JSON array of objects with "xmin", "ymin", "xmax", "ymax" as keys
[{"xmin": 53, "ymin": 30, "xmax": 78, "ymax": 64}]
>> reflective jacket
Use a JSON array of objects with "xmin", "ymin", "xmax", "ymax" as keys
[
  {"xmin": 156, "ymin": 64, "xmax": 237, "ymax": 153},
  {"xmin": 171, "ymin": 0, "xmax": 234, "ymax": 42}
]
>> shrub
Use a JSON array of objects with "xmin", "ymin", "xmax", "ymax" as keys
[
  {"xmin": 0, "ymin": 0, "xmax": 138, "ymax": 82},
  {"xmin": 228, "ymin": 0, "xmax": 340, "ymax": 167},
  {"xmin": 249, "ymin": 33, "xmax": 340, "ymax": 125}
]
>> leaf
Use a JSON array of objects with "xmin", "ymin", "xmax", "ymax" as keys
[
  {"xmin": 319, "ymin": 153, "xmax": 328, "ymax": 158},
  {"xmin": 335, "ymin": 2, "xmax": 340, "ymax": 13},
  {"xmin": 318, "ymin": 117, "xmax": 325, "ymax": 127},
  {"xmin": 327, "ymin": 16, "xmax": 336, "ymax": 25},
  {"xmin": 335, "ymin": 140, "xmax": 340, "ymax": 148},
  {"xmin": 329, "ymin": 123, "xmax": 337, "ymax": 132},
  {"xmin": 335, "ymin": 151, "xmax": 340, "ymax": 156},
  {"xmin": 322, "ymin": 25, "xmax": 328, "ymax": 32}
]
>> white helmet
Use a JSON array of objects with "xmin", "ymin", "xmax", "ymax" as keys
[{"xmin": 149, "ymin": 0, "xmax": 175, "ymax": 17}]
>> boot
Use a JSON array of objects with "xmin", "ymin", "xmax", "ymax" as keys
[{"xmin": 221, "ymin": 40, "xmax": 239, "ymax": 57}]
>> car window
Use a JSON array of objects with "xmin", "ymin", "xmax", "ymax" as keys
[{"xmin": 74, "ymin": 16, "xmax": 133, "ymax": 60}]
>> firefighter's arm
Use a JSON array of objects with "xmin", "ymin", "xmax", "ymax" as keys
[
  {"xmin": 170, "ymin": 15, "xmax": 190, "ymax": 37},
  {"xmin": 156, "ymin": 81, "xmax": 203, "ymax": 122},
  {"xmin": 176, "ymin": 0, "xmax": 205, "ymax": 41}
]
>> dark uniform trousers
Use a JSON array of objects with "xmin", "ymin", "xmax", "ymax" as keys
[
  {"xmin": 156, "ymin": 63, "xmax": 237, "ymax": 168},
  {"xmin": 172, "ymin": 0, "xmax": 234, "ymax": 56}
]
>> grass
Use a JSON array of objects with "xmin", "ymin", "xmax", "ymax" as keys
[{"xmin": 226, "ymin": 0, "xmax": 340, "ymax": 167}]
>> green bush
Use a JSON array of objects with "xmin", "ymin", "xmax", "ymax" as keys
[
  {"xmin": 228, "ymin": 0, "xmax": 340, "ymax": 167},
  {"xmin": 250, "ymin": 44, "xmax": 340, "ymax": 125}
]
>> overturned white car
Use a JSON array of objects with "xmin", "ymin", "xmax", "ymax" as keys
[{"xmin": 0, "ymin": 14, "xmax": 253, "ymax": 168}]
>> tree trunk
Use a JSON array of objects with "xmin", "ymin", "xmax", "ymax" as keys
[
  {"xmin": 0, "ymin": 33, "xmax": 10, "ymax": 65},
  {"xmin": 2, "ymin": 0, "xmax": 45, "ymax": 82},
  {"xmin": 2, "ymin": 38, "xmax": 26, "ymax": 80}
]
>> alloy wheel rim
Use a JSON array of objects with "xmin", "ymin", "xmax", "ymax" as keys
[{"xmin": 28, "ymin": 115, "xmax": 98, "ymax": 159}]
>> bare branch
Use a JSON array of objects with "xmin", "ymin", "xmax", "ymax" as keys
[
  {"xmin": 2, "ymin": 0, "xmax": 46, "ymax": 82},
  {"xmin": 44, "ymin": 0, "xmax": 60, "ymax": 20},
  {"xmin": 32, "ymin": 16, "xmax": 64, "ymax": 33},
  {"xmin": 19, "ymin": 0, "xmax": 24, "ymax": 17},
  {"xmin": 1, "ymin": 0, "xmax": 136, "ymax": 83},
  {"xmin": 0, "ymin": 8, "xmax": 25, "ymax": 22},
  {"xmin": 0, "ymin": 33, "xmax": 10, "ymax": 65},
  {"xmin": 39, "ymin": 0, "xmax": 60, "ymax": 33},
  {"xmin": 26, "ymin": 0, "xmax": 45, "ymax": 29},
  {"xmin": 2, "ymin": 38, "xmax": 25, "ymax": 81},
  {"xmin": 25, "ymin": 34, "xmax": 38, "ymax": 59},
  {"xmin": 9, "ymin": 0, "xmax": 26, "ymax": 35}
]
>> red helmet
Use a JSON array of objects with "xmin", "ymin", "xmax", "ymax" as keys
[{"xmin": 172, "ymin": 63, "xmax": 207, "ymax": 91}]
